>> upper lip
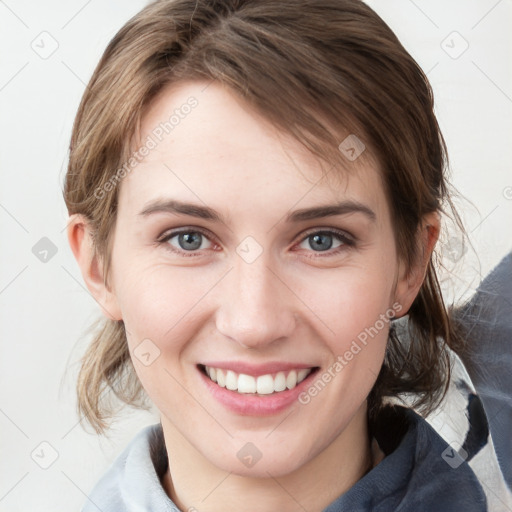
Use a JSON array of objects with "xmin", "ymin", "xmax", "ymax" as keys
[{"xmin": 199, "ymin": 361, "xmax": 318, "ymax": 377}]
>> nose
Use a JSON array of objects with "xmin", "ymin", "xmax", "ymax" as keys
[{"xmin": 215, "ymin": 256, "xmax": 297, "ymax": 349}]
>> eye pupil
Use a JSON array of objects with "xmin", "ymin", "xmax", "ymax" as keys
[
  {"xmin": 309, "ymin": 233, "xmax": 333, "ymax": 251},
  {"xmin": 179, "ymin": 232, "xmax": 202, "ymax": 250}
]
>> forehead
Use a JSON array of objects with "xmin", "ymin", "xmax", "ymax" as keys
[{"xmin": 119, "ymin": 80, "xmax": 387, "ymax": 222}]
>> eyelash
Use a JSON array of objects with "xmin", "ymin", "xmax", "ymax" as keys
[{"xmin": 156, "ymin": 227, "xmax": 355, "ymax": 258}]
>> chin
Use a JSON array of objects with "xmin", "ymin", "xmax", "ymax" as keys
[{"xmin": 206, "ymin": 442, "xmax": 309, "ymax": 479}]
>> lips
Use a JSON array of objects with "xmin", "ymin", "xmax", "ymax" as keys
[{"xmin": 197, "ymin": 363, "xmax": 321, "ymax": 415}]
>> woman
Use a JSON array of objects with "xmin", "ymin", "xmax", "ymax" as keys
[{"xmin": 64, "ymin": 0, "xmax": 511, "ymax": 510}]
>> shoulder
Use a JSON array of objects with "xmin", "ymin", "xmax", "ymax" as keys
[
  {"xmin": 81, "ymin": 423, "xmax": 179, "ymax": 512},
  {"xmin": 326, "ymin": 403, "xmax": 489, "ymax": 511},
  {"xmin": 393, "ymin": 251, "xmax": 512, "ymax": 507},
  {"xmin": 451, "ymin": 252, "xmax": 512, "ymax": 490},
  {"xmin": 424, "ymin": 349, "xmax": 512, "ymax": 510}
]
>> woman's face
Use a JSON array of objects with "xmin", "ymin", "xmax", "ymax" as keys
[{"xmin": 102, "ymin": 80, "xmax": 413, "ymax": 477}]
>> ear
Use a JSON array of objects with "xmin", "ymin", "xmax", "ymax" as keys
[
  {"xmin": 393, "ymin": 212, "xmax": 441, "ymax": 317},
  {"xmin": 67, "ymin": 214, "xmax": 122, "ymax": 321}
]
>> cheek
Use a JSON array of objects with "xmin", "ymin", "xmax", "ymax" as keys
[
  {"xmin": 114, "ymin": 265, "xmax": 214, "ymax": 410},
  {"xmin": 114, "ymin": 263, "xmax": 221, "ymax": 346},
  {"xmin": 296, "ymin": 264, "xmax": 397, "ymax": 344},
  {"xmin": 293, "ymin": 263, "xmax": 397, "ymax": 401}
]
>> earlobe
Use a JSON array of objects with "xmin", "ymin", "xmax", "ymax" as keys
[
  {"xmin": 67, "ymin": 214, "xmax": 122, "ymax": 321},
  {"xmin": 393, "ymin": 212, "xmax": 441, "ymax": 317}
]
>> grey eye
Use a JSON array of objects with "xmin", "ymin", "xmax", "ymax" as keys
[
  {"xmin": 168, "ymin": 231, "xmax": 211, "ymax": 251},
  {"xmin": 298, "ymin": 232, "xmax": 344, "ymax": 252}
]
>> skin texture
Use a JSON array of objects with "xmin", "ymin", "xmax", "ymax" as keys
[{"xmin": 68, "ymin": 81, "xmax": 439, "ymax": 512}]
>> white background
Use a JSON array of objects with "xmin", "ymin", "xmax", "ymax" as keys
[{"xmin": 0, "ymin": 1, "xmax": 511, "ymax": 510}]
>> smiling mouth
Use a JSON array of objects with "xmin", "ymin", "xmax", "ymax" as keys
[{"xmin": 198, "ymin": 364, "xmax": 320, "ymax": 395}]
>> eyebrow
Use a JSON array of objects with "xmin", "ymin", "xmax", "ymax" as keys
[
  {"xmin": 139, "ymin": 199, "xmax": 224, "ymax": 222},
  {"xmin": 138, "ymin": 199, "xmax": 376, "ymax": 224},
  {"xmin": 285, "ymin": 202, "xmax": 376, "ymax": 223}
]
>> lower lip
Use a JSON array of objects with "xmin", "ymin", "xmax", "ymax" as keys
[{"xmin": 197, "ymin": 365, "xmax": 320, "ymax": 416}]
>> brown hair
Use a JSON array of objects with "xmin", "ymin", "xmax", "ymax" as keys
[{"xmin": 64, "ymin": 0, "xmax": 465, "ymax": 434}]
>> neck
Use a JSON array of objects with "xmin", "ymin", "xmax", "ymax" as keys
[{"xmin": 161, "ymin": 403, "xmax": 373, "ymax": 512}]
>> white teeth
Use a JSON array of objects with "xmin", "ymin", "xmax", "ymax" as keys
[
  {"xmin": 286, "ymin": 370, "xmax": 297, "ymax": 389},
  {"xmin": 256, "ymin": 374, "xmax": 274, "ymax": 395},
  {"xmin": 216, "ymin": 368, "xmax": 226, "ymax": 387},
  {"xmin": 225, "ymin": 370, "xmax": 238, "ymax": 391},
  {"xmin": 203, "ymin": 366, "xmax": 314, "ymax": 394},
  {"xmin": 274, "ymin": 372, "xmax": 287, "ymax": 392},
  {"xmin": 238, "ymin": 374, "xmax": 257, "ymax": 393},
  {"xmin": 297, "ymin": 368, "xmax": 310, "ymax": 382}
]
